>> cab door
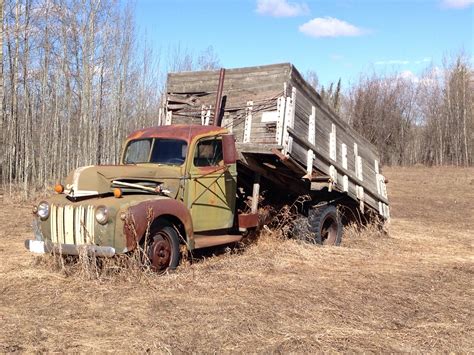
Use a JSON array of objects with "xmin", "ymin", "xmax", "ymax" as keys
[{"xmin": 185, "ymin": 137, "xmax": 237, "ymax": 232}]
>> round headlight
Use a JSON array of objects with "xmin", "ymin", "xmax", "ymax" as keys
[
  {"xmin": 37, "ymin": 201, "xmax": 50, "ymax": 220},
  {"xmin": 95, "ymin": 206, "xmax": 109, "ymax": 225}
]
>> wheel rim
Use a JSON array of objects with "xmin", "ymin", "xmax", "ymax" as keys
[
  {"xmin": 321, "ymin": 216, "xmax": 338, "ymax": 245},
  {"xmin": 149, "ymin": 232, "xmax": 172, "ymax": 272}
]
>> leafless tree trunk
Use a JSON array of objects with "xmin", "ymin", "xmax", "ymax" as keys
[{"xmin": 0, "ymin": 0, "xmax": 4, "ymax": 184}]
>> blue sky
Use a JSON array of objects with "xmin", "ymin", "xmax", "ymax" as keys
[{"xmin": 134, "ymin": 0, "xmax": 473, "ymax": 87}]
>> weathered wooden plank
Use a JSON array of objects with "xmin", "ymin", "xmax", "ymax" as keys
[
  {"xmin": 289, "ymin": 67, "xmax": 379, "ymax": 162},
  {"xmin": 168, "ymin": 74, "xmax": 286, "ymax": 94},
  {"xmin": 169, "ymin": 62, "xmax": 290, "ymax": 79},
  {"xmin": 236, "ymin": 143, "xmax": 281, "ymax": 154}
]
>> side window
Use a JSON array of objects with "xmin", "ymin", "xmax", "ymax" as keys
[{"xmin": 194, "ymin": 138, "xmax": 223, "ymax": 167}]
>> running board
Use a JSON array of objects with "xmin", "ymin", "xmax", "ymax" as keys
[{"xmin": 193, "ymin": 234, "xmax": 243, "ymax": 249}]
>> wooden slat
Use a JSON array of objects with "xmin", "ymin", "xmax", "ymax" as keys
[{"xmin": 287, "ymin": 127, "xmax": 388, "ymax": 205}]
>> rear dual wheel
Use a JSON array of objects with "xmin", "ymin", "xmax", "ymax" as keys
[{"xmin": 308, "ymin": 205, "xmax": 343, "ymax": 246}]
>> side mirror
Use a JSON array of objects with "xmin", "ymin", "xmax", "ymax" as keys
[{"xmin": 222, "ymin": 134, "xmax": 237, "ymax": 165}]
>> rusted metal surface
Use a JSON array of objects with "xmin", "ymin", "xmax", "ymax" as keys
[
  {"xmin": 213, "ymin": 68, "xmax": 226, "ymax": 126},
  {"xmin": 149, "ymin": 231, "xmax": 172, "ymax": 271},
  {"xmin": 127, "ymin": 124, "xmax": 227, "ymax": 143},
  {"xmin": 193, "ymin": 234, "xmax": 242, "ymax": 249},
  {"xmin": 222, "ymin": 134, "xmax": 238, "ymax": 165},
  {"xmin": 238, "ymin": 213, "xmax": 259, "ymax": 229},
  {"xmin": 27, "ymin": 122, "xmax": 242, "ymax": 260},
  {"xmin": 62, "ymin": 164, "xmax": 182, "ymax": 198},
  {"xmin": 124, "ymin": 198, "xmax": 194, "ymax": 250}
]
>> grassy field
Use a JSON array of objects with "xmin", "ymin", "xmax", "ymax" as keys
[{"xmin": 0, "ymin": 166, "xmax": 473, "ymax": 353}]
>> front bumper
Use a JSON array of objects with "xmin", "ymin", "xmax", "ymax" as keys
[{"xmin": 24, "ymin": 239, "xmax": 116, "ymax": 257}]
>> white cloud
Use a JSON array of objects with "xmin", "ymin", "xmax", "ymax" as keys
[
  {"xmin": 256, "ymin": 0, "xmax": 309, "ymax": 17},
  {"xmin": 374, "ymin": 57, "xmax": 431, "ymax": 66},
  {"xmin": 299, "ymin": 17, "xmax": 365, "ymax": 38},
  {"xmin": 414, "ymin": 57, "xmax": 431, "ymax": 64},
  {"xmin": 375, "ymin": 59, "xmax": 410, "ymax": 65},
  {"xmin": 441, "ymin": 0, "xmax": 474, "ymax": 8}
]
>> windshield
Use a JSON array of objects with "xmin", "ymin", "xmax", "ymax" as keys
[{"xmin": 123, "ymin": 138, "xmax": 188, "ymax": 165}]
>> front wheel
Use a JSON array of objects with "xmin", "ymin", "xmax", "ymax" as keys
[
  {"xmin": 308, "ymin": 205, "xmax": 342, "ymax": 246},
  {"xmin": 147, "ymin": 225, "xmax": 180, "ymax": 272}
]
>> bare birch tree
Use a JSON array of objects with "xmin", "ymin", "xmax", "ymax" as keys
[{"xmin": 345, "ymin": 53, "xmax": 472, "ymax": 166}]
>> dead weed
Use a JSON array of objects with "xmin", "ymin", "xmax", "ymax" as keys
[{"xmin": 0, "ymin": 166, "xmax": 473, "ymax": 352}]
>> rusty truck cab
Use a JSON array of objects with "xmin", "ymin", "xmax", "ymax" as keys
[
  {"xmin": 27, "ymin": 124, "xmax": 245, "ymax": 273},
  {"xmin": 122, "ymin": 124, "xmax": 240, "ymax": 237}
]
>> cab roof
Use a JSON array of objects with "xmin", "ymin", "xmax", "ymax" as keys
[{"xmin": 127, "ymin": 124, "xmax": 227, "ymax": 143}]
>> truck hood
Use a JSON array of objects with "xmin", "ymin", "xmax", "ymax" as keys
[{"xmin": 64, "ymin": 164, "xmax": 182, "ymax": 198}]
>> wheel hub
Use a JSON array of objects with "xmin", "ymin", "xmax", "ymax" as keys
[{"xmin": 149, "ymin": 234, "xmax": 172, "ymax": 271}]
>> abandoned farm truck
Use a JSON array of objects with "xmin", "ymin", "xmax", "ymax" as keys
[{"xmin": 25, "ymin": 63, "xmax": 389, "ymax": 272}]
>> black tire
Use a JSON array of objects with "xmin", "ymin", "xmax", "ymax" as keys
[
  {"xmin": 308, "ymin": 205, "xmax": 342, "ymax": 246},
  {"xmin": 147, "ymin": 224, "xmax": 180, "ymax": 273},
  {"xmin": 291, "ymin": 216, "xmax": 314, "ymax": 243}
]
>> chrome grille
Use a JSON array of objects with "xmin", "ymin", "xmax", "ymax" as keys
[{"xmin": 50, "ymin": 205, "xmax": 95, "ymax": 244}]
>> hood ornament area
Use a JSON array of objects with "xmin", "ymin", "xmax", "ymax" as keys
[{"xmin": 112, "ymin": 180, "xmax": 171, "ymax": 196}]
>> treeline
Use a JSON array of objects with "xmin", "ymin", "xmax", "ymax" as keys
[
  {"xmin": 318, "ymin": 54, "xmax": 472, "ymax": 166},
  {"xmin": 0, "ymin": 0, "xmax": 161, "ymax": 194},
  {"xmin": 0, "ymin": 0, "xmax": 218, "ymax": 195},
  {"xmin": 0, "ymin": 0, "xmax": 472, "ymax": 197}
]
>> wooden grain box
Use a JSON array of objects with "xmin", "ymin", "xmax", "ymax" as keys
[{"xmin": 165, "ymin": 63, "xmax": 389, "ymax": 219}]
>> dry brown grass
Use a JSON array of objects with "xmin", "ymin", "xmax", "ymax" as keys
[{"xmin": 1, "ymin": 166, "xmax": 473, "ymax": 353}]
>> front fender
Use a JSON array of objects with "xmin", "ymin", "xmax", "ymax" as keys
[{"xmin": 124, "ymin": 198, "xmax": 194, "ymax": 250}]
